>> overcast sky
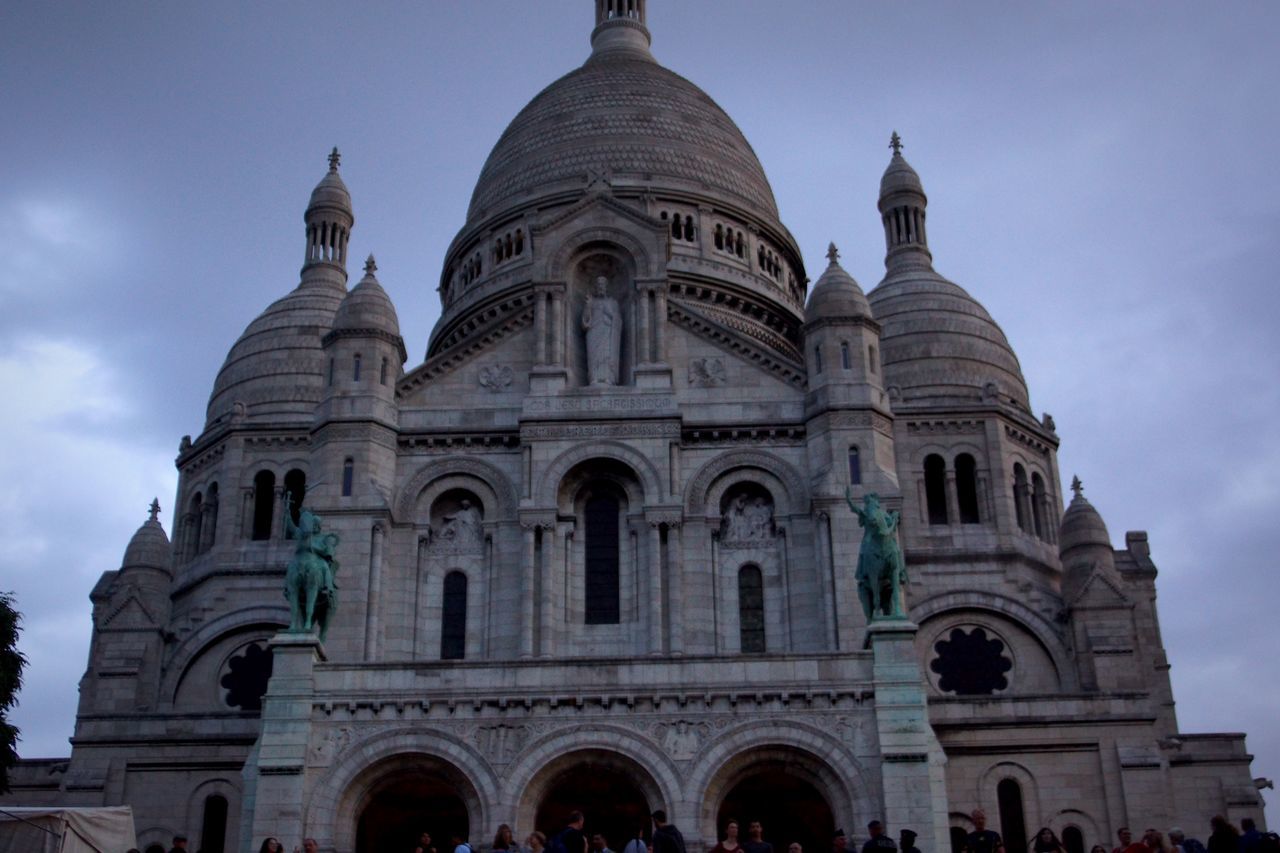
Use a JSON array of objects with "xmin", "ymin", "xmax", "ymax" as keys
[{"xmin": 1, "ymin": 0, "xmax": 1277, "ymax": 819}]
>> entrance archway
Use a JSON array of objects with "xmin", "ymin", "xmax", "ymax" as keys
[
  {"xmin": 534, "ymin": 764, "xmax": 650, "ymax": 852},
  {"xmin": 355, "ymin": 766, "xmax": 470, "ymax": 853},
  {"xmin": 516, "ymin": 747, "xmax": 668, "ymax": 853},
  {"xmin": 717, "ymin": 769, "xmax": 834, "ymax": 853}
]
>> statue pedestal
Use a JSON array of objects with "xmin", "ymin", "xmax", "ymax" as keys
[
  {"xmin": 865, "ymin": 618, "xmax": 950, "ymax": 853},
  {"xmin": 240, "ymin": 632, "xmax": 325, "ymax": 853},
  {"xmin": 633, "ymin": 363, "xmax": 672, "ymax": 389},
  {"xmin": 529, "ymin": 365, "xmax": 569, "ymax": 393}
]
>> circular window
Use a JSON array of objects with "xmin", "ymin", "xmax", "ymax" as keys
[
  {"xmin": 929, "ymin": 626, "xmax": 1012, "ymax": 695},
  {"xmin": 219, "ymin": 641, "xmax": 274, "ymax": 711}
]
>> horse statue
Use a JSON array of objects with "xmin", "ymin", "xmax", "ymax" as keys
[
  {"xmin": 846, "ymin": 489, "xmax": 907, "ymax": 620},
  {"xmin": 283, "ymin": 491, "xmax": 340, "ymax": 641}
]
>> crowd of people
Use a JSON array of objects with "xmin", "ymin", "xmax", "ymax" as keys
[{"xmin": 124, "ymin": 810, "xmax": 1276, "ymax": 853}]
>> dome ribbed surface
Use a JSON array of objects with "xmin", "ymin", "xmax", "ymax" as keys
[
  {"xmin": 1059, "ymin": 491, "xmax": 1112, "ymax": 554},
  {"xmin": 466, "ymin": 53, "xmax": 780, "ymax": 224},
  {"xmin": 206, "ymin": 284, "xmax": 344, "ymax": 426},
  {"xmin": 868, "ymin": 269, "xmax": 1029, "ymax": 406},
  {"xmin": 806, "ymin": 257, "xmax": 871, "ymax": 323},
  {"xmin": 334, "ymin": 269, "xmax": 400, "ymax": 337},
  {"xmin": 123, "ymin": 517, "xmax": 170, "ymax": 571},
  {"xmin": 880, "ymin": 152, "xmax": 925, "ymax": 197},
  {"xmin": 308, "ymin": 168, "xmax": 351, "ymax": 214}
]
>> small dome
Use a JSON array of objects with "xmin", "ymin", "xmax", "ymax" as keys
[
  {"xmin": 1059, "ymin": 477, "xmax": 1112, "ymax": 555},
  {"xmin": 880, "ymin": 150, "xmax": 925, "ymax": 198},
  {"xmin": 333, "ymin": 256, "xmax": 401, "ymax": 337},
  {"xmin": 805, "ymin": 243, "xmax": 871, "ymax": 323},
  {"xmin": 122, "ymin": 501, "xmax": 171, "ymax": 573},
  {"xmin": 308, "ymin": 148, "xmax": 352, "ymax": 218}
]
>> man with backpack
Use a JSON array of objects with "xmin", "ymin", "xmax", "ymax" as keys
[{"xmin": 652, "ymin": 810, "xmax": 688, "ymax": 853}]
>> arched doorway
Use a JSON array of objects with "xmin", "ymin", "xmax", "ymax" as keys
[
  {"xmin": 534, "ymin": 764, "xmax": 650, "ymax": 852},
  {"xmin": 517, "ymin": 748, "xmax": 667, "ymax": 853},
  {"xmin": 355, "ymin": 769, "xmax": 469, "ymax": 853},
  {"xmin": 716, "ymin": 769, "xmax": 834, "ymax": 853}
]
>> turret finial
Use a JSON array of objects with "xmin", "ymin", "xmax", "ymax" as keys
[
  {"xmin": 826, "ymin": 242, "xmax": 840, "ymax": 264},
  {"xmin": 149, "ymin": 498, "xmax": 161, "ymax": 522},
  {"xmin": 328, "ymin": 147, "xmax": 341, "ymax": 172},
  {"xmin": 364, "ymin": 254, "xmax": 377, "ymax": 275},
  {"xmin": 889, "ymin": 131, "xmax": 903, "ymax": 156},
  {"xmin": 1071, "ymin": 475, "xmax": 1083, "ymax": 499}
]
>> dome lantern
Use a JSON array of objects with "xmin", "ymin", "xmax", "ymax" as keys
[
  {"xmin": 591, "ymin": 0, "xmax": 651, "ymax": 59},
  {"xmin": 878, "ymin": 132, "xmax": 932, "ymax": 273},
  {"xmin": 303, "ymin": 147, "xmax": 354, "ymax": 284}
]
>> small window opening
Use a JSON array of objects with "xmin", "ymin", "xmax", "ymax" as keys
[
  {"xmin": 925, "ymin": 454, "xmax": 949, "ymax": 525},
  {"xmin": 868, "ymin": 344, "xmax": 878, "ymax": 374},
  {"xmin": 848, "ymin": 447, "xmax": 862, "ymax": 486},
  {"xmin": 251, "ymin": 470, "xmax": 275, "ymax": 541},
  {"xmin": 956, "ymin": 453, "xmax": 981, "ymax": 524},
  {"xmin": 1013, "ymin": 464, "xmax": 1029, "ymax": 532},
  {"xmin": 342, "ymin": 458, "xmax": 354, "ymax": 497},
  {"xmin": 353, "ymin": 353, "xmax": 362, "ymax": 382},
  {"xmin": 441, "ymin": 571, "xmax": 467, "ymax": 660},
  {"xmin": 738, "ymin": 564, "xmax": 765, "ymax": 653},
  {"xmin": 380, "ymin": 357, "xmax": 389, "ymax": 385},
  {"xmin": 840, "ymin": 341, "xmax": 851, "ymax": 370},
  {"xmin": 813, "ymin": 345, "xmax": 823, "ymax": 374}
]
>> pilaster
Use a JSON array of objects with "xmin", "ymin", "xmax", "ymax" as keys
[{"xmin": 866, "ymin": 619, "xmax": 949, "ymax": 853}]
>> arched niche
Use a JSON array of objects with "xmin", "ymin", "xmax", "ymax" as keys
[
  {"xmin": 569, "ymin": 246, "xmax": 638, "ymax": 387},
  {"xmin": 169, "ymin": 620, "xmax": 285, "ymax": 712}
]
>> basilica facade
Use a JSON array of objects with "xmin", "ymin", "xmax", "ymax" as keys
[{"xmin": 2, "ymin": 3, "xmax": 1267, "ymax": 853}]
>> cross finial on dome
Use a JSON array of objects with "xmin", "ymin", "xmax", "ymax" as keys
[
  {"xmin": 1071, "ymin": 475, "xmax": 1083, "ymax": 499},
  {"xmin": 889, "ymin": 131, "xmax": 903, "ymax": 156},
  {"xmin": 328, "ymin": 147, "xmax": 341, "ymax": 172},
  {"xmin": 827, "ymin": 242, "xmax": 840, "ymax": 264},
  {"xmin": 364, "ymin": 254, "xmax": 377, "ymax": 275},
  {"xmin": 149, "ymin": 498, "xmax": 161, "ymax": 522}
]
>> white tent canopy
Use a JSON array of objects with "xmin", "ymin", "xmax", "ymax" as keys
[{"xmin": 0, "ymin": 806, "xmax": 136, "ymax": 853}]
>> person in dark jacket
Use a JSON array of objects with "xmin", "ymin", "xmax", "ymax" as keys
[
  {"xmin": 862, "ymin": 822, "xmax": 897, "ymax": 853},
  {"xmin": 1207, "ymin": 817, "xmax": 1239, "ymax": 853},
  {"xmin": 652, "ymin": 810, "xmax": 688, "ymax": 853}
]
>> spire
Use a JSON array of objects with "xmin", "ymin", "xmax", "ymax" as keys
[
  {"xmin": 590, "ymin": 0, "xmax": 652, "ymax": 59},
  {"xmin": 878, "ymin": 131, "xmax": 931, "ymax": 273},
  {"xmin": 148, "ymin": 498, "xmax": 161, "ymax": 522},
  {"xmin": 826, "ymin": 242, "xmax": 840, "ymax": 264},
  {"xmin": 303, "ymin": 148, "xmax": 354, "ymax": 283},
  {"xmin": 364, "ymin": 254, "xmax": 377, "ymax": 276},
  {"xmin": 1071, "ymin": 475, "xmax": 1083, "ymax": 499}
]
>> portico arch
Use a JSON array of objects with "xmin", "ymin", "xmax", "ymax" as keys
[{"xmin": 539, "ymin": 441, "xmax": 664, "ymax": 507}]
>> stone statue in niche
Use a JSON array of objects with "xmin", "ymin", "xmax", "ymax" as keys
[
  {"xmin": 435, "ymin": 499, "xmax": 483, "ymax": 552},
  {"xmin": 846, "ymin": 489, "xmax": 906, "ymax": 620},
  {"xmin": 721, "ymin": 493, "xmax": 774, "ymax": 546},
  {"xmin": 582, "ymin": 275, "xmax": 621, "ymax": 385}
]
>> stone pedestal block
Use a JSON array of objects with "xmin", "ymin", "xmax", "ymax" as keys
[
  {"xmin": 242, "ymin": 632, "xmax": 325, "ymax": 853},
  {"xmin": 866, "ymin": 618, "xmax": 950, "ymax": 853}
]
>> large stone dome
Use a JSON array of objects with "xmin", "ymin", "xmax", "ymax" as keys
[{"xmin": 466, "ymin": 40, "xmax": 780, "ymax": 227}]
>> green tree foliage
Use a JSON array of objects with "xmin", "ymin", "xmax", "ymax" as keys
[{"xmin": 0, "ymin": 591, "xmax": 26, "ymax": 795}]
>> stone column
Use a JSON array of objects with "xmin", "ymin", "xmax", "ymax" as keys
[
  {"xmin": 647, "ymin": 522, "xmax": 663, "ymax": 654},
  {"xmin": 551, "ymin": 290, "xmax": 564, "ymax": 365},
  {"xmin": 653, "ymin": 286, "xmax": 668, "ymax": 364},
  {"xmin": 866, "ymin": 619, "xmax": 950, "ymax": 853},
  {"xmin": 944, "ymin": 470, "xmax": 960, "ymax": 526},
  {"xmin": 539, "ymin": 524, "xmax": 554, "ymax": 658},
  {"xmin": 241, "ymin": 489, "xmax": 253, "ymax": 539},
  {"xmin": 245, "ymin": 633, "xmax": 324, "ymax": 852},
  {"xmin": 636, "ymin": 284, "xmax": 651, "ymax": 364},
  {"xmin": 364, "ymin": 523, "xmax": 384, "ymax": 662},
  {"xmin": 412, "ymin": 536, "xmax": 428, "ymax": 658},
  {"xmin": 520, "ymin": 524, "xmax": 536, "ymax": 658},
  {"xmin": 668, "ymin": 522, "xmax": 684, "ymax": 655},
  {"xmin": 815, "ymin": 512, "xmax": 838, "ymax": 651},
  {"xmin": 534, "ymin": 290, "xmax": 548, "ymax": 365}
]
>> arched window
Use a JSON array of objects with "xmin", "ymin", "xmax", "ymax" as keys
[
  {"xmin": 251, "ymin": 470, "xmax": 275, "ymax": 540},
  {"xmin": 441, "ymin": 571, "xmax": 467, "ymax": 660},
  {"xmin": 840, "ymin": 341, "xmax": 851, "ymax": 370},
  {"xmin": 1013, "ymin": 464, "xmax": 1029, "ymax": 532},
  {"xmin": 353, "ymin": 352, "xmax": 362, "ymax": 382},
  {"xmin": 1031, "ymin": 473, "xmax": 1047, "ymax": 539},
  {"xmin": 328, "ymin": 357, "xmax": 335, "ymax": 386},
  {"xmin": 868, "ymin": 344, "xmax": 878, "ymax": 374},
  {"xmin": 1062, "ymin": 827, "xmax": 1084, "ymax": 853},
  {"xmin": 813, "ymin": 345, "xmax": 823, "ymax": 374},
  {"xmin": 924, "ymin": 454, "xmax": 948, "ymax": 525},
  {"xmin": 187, "ymin": 492, "xmax": 203, "ymax": 559},
  {"xmin": 515, "ymin": 229, "xmax": 524, "ymax": 254},
  {"xmin": 342, "ymin": 458, "xmax": 354, "ymax": 497},
  {"xmin": 584, "ymin": 494, "xmax": 620, "ymax": 624},
  {"xmin": 203, "ymin": 482, "xmax": 219, "ymax": 552},
  {"xmin": 955, "ymin": 453, "xmax": 980, "ymax": 524},
  {"xmin": 283, "ymin": 469, "xmax": 306, "ymax": 536},
  {"xmin": 996, "ymin": 778, "xmax": 1027, "ymax": 853},
  {"xmin": 735, "ymin": 232, "xmax": 744, "ymax": 258},
  {"xmin": 848, "ymin": 446, "xmax": 862, "ymax": 486},
  {"xmin": 380, "ymin": 357, "xmax": 389, "ymax": 385},
  {"xmin": 200, "ymin": 793, "xmax": 228, "ymax": 853},
  {"xmin": 715, "ymin": 224, "xmax": 725, "ymax": 250},
  {"xmin": 738, "ymin": 564, "xmax": 765, "ymax": 653},
  {"xmin": 683, "ymin": 215, "xmax": 695, "ymax": 241}
]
